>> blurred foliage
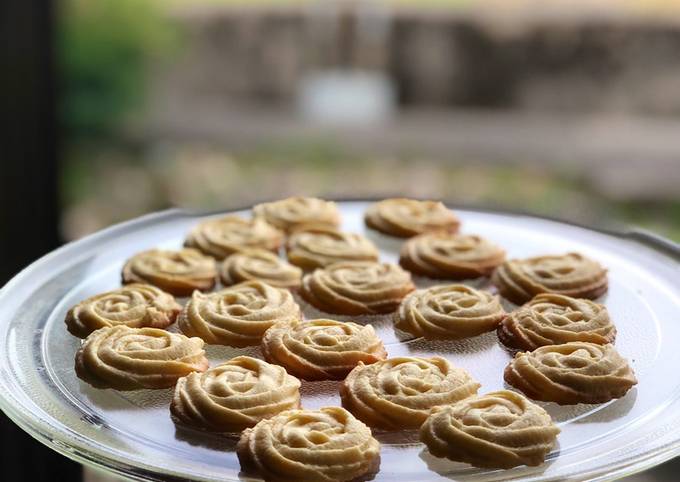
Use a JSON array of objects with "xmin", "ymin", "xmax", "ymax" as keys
[
  {"xmin": 164, "ymin": 0, "xmax": 680, "ymax": 7},
  {"xmin": 56, "ymin": 0, "xmax": 680, "ymax": 243},
  {"xmin": 58, "ymin": 0, "xmax": 175, "ymax": 138},
  {"xmin": 60, "ymin": 143, "xmax": 680, "ymax": 242}
]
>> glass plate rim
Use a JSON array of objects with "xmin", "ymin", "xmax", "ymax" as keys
[{"xmin": 1, "ymin": 199, "xmax": 679, "ymax": 482}]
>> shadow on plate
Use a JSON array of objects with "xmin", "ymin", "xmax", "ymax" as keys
[
  {"xmin": 173, "ymin": 422, "xmax": 240, "ymax": 451},
  {"xmin": 569, "ymin": 388, "xmax": 638, "ymax": 424},
  {"xmin": 114, "ymin": 387, "xmax": 174, "ymax": 409},
  {"xmin": 300, "ymin": 379, "xmax": 342, "ymax": 407},
  {"xmin": 204, "ymin": 344, "xmax": 260, "ymax": 364},
  {"xmin": 500, "ymin": 383, "xmax": 638, "ymax": 424},
  {"xmin": 419, "ymin": 440, "xmax": 559, "ymax": 481},
  {"xmin": 403, "ymin": 331, "xmax": 499, "ymax": 354},
  {"xmin": 410, "ymin": 275, "xmax": 492, "ymax": 290},
  {"xmin": 238, "ymin": 455, "xmax": 381, "ymax": 482},
  {"xmin": 374, "ymin": 428, "xmax": 421, "ymax": 445}
]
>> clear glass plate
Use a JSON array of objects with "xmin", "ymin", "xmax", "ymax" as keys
[{"xmin": 1, "ymin": 201, "xmax": 679, "ymax": 482}]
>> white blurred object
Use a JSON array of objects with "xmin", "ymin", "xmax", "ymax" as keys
[
  {"xmin": 298, "ymin": 70, "xmax": 395, "ymax": 124},
  {"xmin": 299, "ymin": 0, "xmax": 394, "ymax": 125}
]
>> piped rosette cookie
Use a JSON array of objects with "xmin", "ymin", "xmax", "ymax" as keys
[
  {"xmin": 261, "ymin": 319, "xmax": 387, "ymax": 381},
  {"xmin": 400, "ymin": 232, "xmax": 505, "ymax": 279},
  {"xmin": 420, "ymin": 390, "xmax": 560, "ymax": 469},
  {"xmin": 237, "ymin": 406, "xmax": 380, "ymax": 482},
  {"xmin": 286, "ymin": 224, "xmax": 379, "ymax": 271},
  {"xmin": 340, "ymin": 357, "xmax": 480, "ymax": 430},
  {"xmin": 122, "ymin": 248, "xmax": 217, "ymax": 296},
  {"xmin": 178, "ymin": 281, "xmax": 301, "ymax": 347},
  {"xmin": 65, "ymin": 284, "xmax": 182, "ymax": 338},
  {"xmin": 300, "ymin": 261, "xmax": 415, "ymax": 315},
  {"xmin": 504, "ymin": 342, "xmax": 637, "ymax": 405},
  {"xmin": 364, "ymin": 198, "xmax": 460, "ymax": 238},
  {"xmin": 75, "ymin": 326, "xmax": 209, "ymax": 390},
  {"xmin": 220, "ymin": 249, "xmax": 302, "ymax": 289},
  {"xmin": 498, "ymin": 294, "xmax": 616, "ymax": 351},
  {"xmin": 395, "ymin": 284, "xmax": 506, "ymax": 340},
  {"xmin": 492, "ymin": 252, "xmax": 608, "ymax": 304},
  {"xmin": 253, "ymin": 197, "xmax": 341, "ymax": 233},
  {"xmin": 185, "ymin": 215, "xmax": 283, "ymax": 259},
  {"xmin": 171, "ymin": 356, "xmax": 301, "ymax": 432}
]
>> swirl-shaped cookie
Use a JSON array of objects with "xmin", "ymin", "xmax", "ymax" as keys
[
  {"xmin": 178, "ymin": 281, "xmax": 301, "ymax": 347},
  {"xmin": 364, "ymin": 198, "xmax": 460, "ymax": 238},
  {"xmin": 504, "ymin": 342, "xmax": 637, "ymax": 405},
  {"xmin": 253, "ymin": 197, "xmax": 341, "ymax": 233},
  {"xmin": 171, "ymin": 356, "xmax": 301, "ymax": 432},
  {"xmin": 395, "ymin": 285, "xmax": 506, "ymax": 340},
  {"xmin": 400, "ymin": 232, "xmax": 505, "ymax": 279},
  {"xmin": 261, "ymin": 319, "xmax": 387, "ymax": 381},
  {"xmin": 238, "ymin": 406, "xmax": 380, "ymax": 482},
  {"xmin": 185, "ymin": 215, "xmax": 283, "ymax": 259},
  {"xmin": 420, "ymin": 390, "xmax": 560, "ymax": 469},
  {"xmin": 65, "ymin": 284, "xmax": 182, "ymax": 338},
  {"xmin": 340, "ymin": 357, "xmax": 480, "ymax": 430},
  {"xmin": 286, "ymin": 225, "xmax": 379, "ymax": 271},
  {"xmin": 75, "ymin": 326, "xmax": 209, "ymax": 390},
  {"xmin": 300, "ymin": 261, "xmax": 415, "ymax": 315},
  {"xmin": 492, "ymin": 252, "xmax": 608, "ymax": 304},
  {"xmin": 220, "ymin": 249, "xmax": 302, "ymax": 289},
  {"xmin": 122, "ymin": 248, "xmax": 217, "ymax": 296},
  {"xmin": 498, "ymin": 294, "xmax": 616, "ymax": 351}
]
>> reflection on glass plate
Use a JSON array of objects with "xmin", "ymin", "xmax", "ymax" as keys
[{"xmin": 0, "ymin": 201, "xmax": 679, "ymax": 481}]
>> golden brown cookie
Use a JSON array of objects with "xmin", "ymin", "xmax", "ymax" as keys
[
  {"xmin": 286, "ymin": 224, "xmax": 379, "ymax": 271},
  {"xmin": 399, "ymin": 232, "xmax": 505, "ymax": 279},
  {"xmin": 177, "ymin": 281, "xmax": 301, "ymax": 347},
  {"xmin": 220, "ymin": 249, "xmax": 302, "ymax": 289},
  {"xmin": 395, "ymin": 285, "xmax": 506, "ymax": 340},
  {"xmin": 504, "ymin": 342, "xmax": 637, "ymax": 405},
  {"xmin": 420, "ymin": 390, "xmax": 560, "ymax": 469},
  {"xmin": 237, "ymin": 406, "xmax": 380, "ymax": 482},
  {"xmin": 253, "ymin": 197, "xmax": 341, "ymax": 233},
  {"xmin": 122, "ymin": 248, "xmax": 217, "ymax": 297},
  {"xmin": 340, "ymin": 357, "xmax": 480, "ymax": 430},
  {"xmin": 65, "ymin": 284, "xmax": 182, "ymax": 338},
  {"xmin": 75, "ymin": 326, "xmax": 208, "ymax": 390},
  {"xmin": 364, "ymin": 198, "xmax": 460, "ymax": 238},
  {"xmin": 261, "ymin": 319, "xmax": 387, "ymax": 381},
  {"xmin": 492, "ymin": 252, "xmax": 608, "ymax": 304},
  {"xmin": 300, "ymin": 261, "xmax": 415, "ymax": 315},
  {"xmin": 171, "ymin": 356, "xmax": 301, "ymax": 432},
  {"xmin": 497, "ymin": 293, "xmax": 616, "ymax": 351},
  {"xmin": 185, "ymin": 215, "xmax": 283, "ymax": 259}
]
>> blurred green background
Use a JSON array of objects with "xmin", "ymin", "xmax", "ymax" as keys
[{"xmin": 58, "ymin": 0, "xmax": 680, "ymax": 243}]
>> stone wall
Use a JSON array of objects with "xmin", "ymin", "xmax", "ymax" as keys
[{"xmin": 160, "ymin": 4, "xmax": 680, "ymax": 114}]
